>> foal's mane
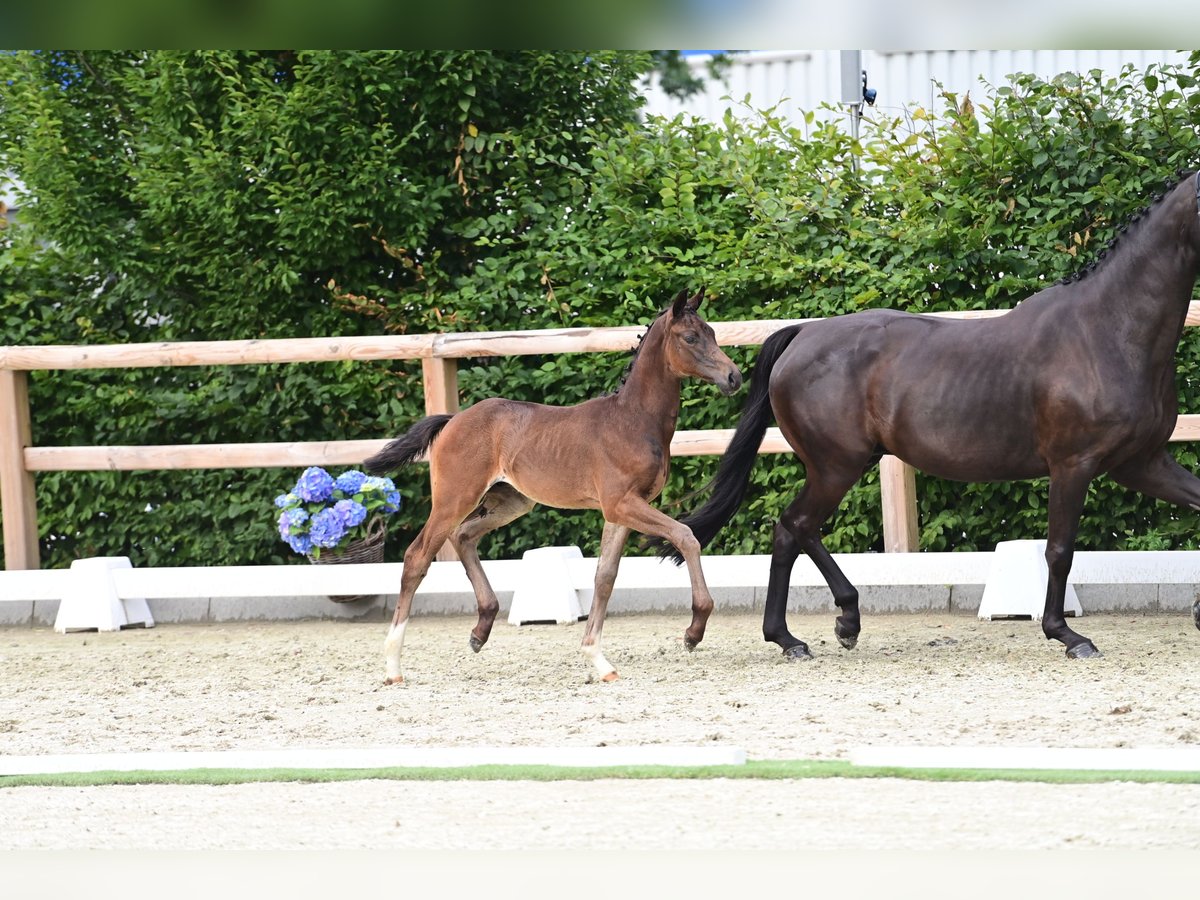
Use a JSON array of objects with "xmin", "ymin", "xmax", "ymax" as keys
[
  {"xmin": 612, "ymin": 302, "xmax": 678, "ymax": 395},
  {"xmin": 1057, "ymin": 167, "xmax": 1196, "ymax": 286}
]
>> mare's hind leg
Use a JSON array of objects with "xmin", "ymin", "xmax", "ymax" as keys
[
  {"xmin": 451, "ymin": 483, "xmax": 535, "ymax": 653},
  {"xmin": 766, "ymin": 465, "xmax": 865, "ymax": 659},
  {"xmin": 579, "ymin": 522, "xmax": 631, "ymax": 681}
]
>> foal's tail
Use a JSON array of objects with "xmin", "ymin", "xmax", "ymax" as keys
[
  {"xmin": 656, "ymin": 323, "xmax": 803, "ymax": 565},
  {"xmin": 364, "ymin": 414, "xmax": 454, "ymax": 474}
]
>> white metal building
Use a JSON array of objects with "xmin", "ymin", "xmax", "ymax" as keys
[{"xmin": 642, "ymin": 50, "xmax": 1192, "ymax": 125}]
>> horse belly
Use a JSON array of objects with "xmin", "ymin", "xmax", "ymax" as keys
[
  {"xmin": 880, "ymin": 387, "xmax": 1049, "ymax": 481},
  {"xmin": 499, "ymin": 454, "xmax": 602, "ymax": 511}
]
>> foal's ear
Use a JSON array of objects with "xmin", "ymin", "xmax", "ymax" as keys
[
  {"xmin": 672, "ymin": 285, "xmax": 705, "ymax": 317},
  {"xmin": 670, "ymin": 287, "xmax": 690, "ymax": 316}
]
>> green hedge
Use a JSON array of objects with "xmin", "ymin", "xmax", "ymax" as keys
[{"xmin": 3, "ymin": 52, "xmax": 1200, "ymax": 568}]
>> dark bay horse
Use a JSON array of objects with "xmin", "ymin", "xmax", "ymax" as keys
[
  {"xmin": 365, "ymin": 287, "xmax": 742, "ymax": 684},
  {"xmin": 663, "ymin": 171, "xmax": 1200, "ymax": 661}
]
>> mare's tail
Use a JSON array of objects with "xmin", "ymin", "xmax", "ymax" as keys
[
  {"xmin": 656, "ymin": 323, "xmax": 803, "ymax": 565},
  {"xmin": 364, "ymin": 414, "xmax": 454, "ymax": 474}
]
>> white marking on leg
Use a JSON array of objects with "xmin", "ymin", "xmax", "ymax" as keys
[
  {"xmin": 384, "ymin": 620, "xmax": 408, "ymax": 683},
  {"xmin": 581, "ymin": 641, "xmax": 617, "ymax": 681}
]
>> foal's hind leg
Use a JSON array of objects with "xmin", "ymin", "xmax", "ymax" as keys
[
  {"xmin": 451, "ymin": 483, "xmax": 535, "ymax": 653},
  {"xmin": 384, "ymin": 475, "xmax": 497, "ymax": 685}
]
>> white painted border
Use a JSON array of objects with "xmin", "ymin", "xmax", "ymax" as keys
[
  {"xmin": 0, "ymin": 745, "xmax": 747, "ymax": 776},
  {"xmin": 6, "ymin": 550, "xmax": 1200, "ymax": 606}
]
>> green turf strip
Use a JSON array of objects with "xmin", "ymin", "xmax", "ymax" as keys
[{"xmin": 3, "ymin": 759, "xmax": 1200, "ymax": 788}]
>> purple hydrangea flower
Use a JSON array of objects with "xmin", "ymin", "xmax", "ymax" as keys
[
  {"xmin": 334, "ymin": 498, "xmax": 368, "ymax": 528},
  {"xmin": 294, "ymin": 466, "xmax": 335, "ymax": 503},
  {"xmin": 277, "ymin": 507, "xmax": 308, "ymax": 540}
]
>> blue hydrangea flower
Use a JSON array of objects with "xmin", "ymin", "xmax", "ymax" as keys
[
  {"xmin": 333, "ymin": 498, "xmax": 368, "ymax": 528},
  {"xmin": 308, "ymin": 507, "xmax": 347, "ymax": 548},
  {"xmin": 383, "ymin": 490, "xmax": 402, "ymax": 513},
  {"xmin": 287, "ymin": 533, "xmax": 314, "ymax": 555},
  {"xmin": 294, "ymin": 466, "xmax": 335, "ymax": 503},
  {"xmin": 274, "ymin": 492, "xmax": 299, "ymax": 509},
  {"xmin": 334, "ymin": 470, "xmax": 368, "ymax": 495}
]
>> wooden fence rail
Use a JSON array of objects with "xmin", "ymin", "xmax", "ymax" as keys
[{"xmin": 4, "ymin": 302, "xmax": 1200, "ymax": 570}]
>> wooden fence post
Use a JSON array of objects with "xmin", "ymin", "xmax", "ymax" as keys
[
  {"xmin": 421, "ymin": 357, "xmax": 460, "ymax": 417},
  {"xmin": 421, "ymin": 357, "xmax": 461, "ymax": 561},
  {"xmin": 0, "ymin": 370, "xmax": 40, "ymax": 570},
  {"xmin": 879, "ymin": 454, "xmax": 918, "ymax": 553}
]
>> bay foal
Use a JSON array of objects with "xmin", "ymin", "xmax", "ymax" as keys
[{"xmin": 365, "ymin": 287, "xmax": 742, "ymax": 683}]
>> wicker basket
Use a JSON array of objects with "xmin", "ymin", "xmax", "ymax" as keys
[{"xmin": 307, "ymin": 515, "xmax": 387, "ymax": 603}]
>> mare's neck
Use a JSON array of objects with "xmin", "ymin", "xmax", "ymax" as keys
[{"xmin": 1080, "ymin": 177, "xmax": 1200, "ymax": 352}]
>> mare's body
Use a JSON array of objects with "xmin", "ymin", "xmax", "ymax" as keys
[{"xmin": 666, "ymin": 171, "xmax": 1200, "ymax": 659}]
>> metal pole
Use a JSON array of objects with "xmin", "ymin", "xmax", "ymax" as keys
[{"xmin": 840, "ymin": 50, "xmax": 863, "ymax": 172}]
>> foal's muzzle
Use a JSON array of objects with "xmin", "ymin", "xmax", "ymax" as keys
[{"xmin": 719, "ymin": 368, "xmax": 743, "ymax": 395}]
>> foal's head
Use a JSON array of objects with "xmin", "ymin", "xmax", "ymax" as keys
[{"xmin": 660, "ymin": 286, "xmax": 743, "ymax": 396}]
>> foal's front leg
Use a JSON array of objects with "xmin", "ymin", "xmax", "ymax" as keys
[
  {"xmin": 610, "ymin": 496, "xmax": 716, "ymax": 650},
  {"xmin": 579, "ymin": 522, "xmax": 630, "ymax": 681}
]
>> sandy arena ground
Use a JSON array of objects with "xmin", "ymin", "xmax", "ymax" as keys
[{"xmin": 2, "ymin": 609, "xmax": 1200, "ymax": 859}]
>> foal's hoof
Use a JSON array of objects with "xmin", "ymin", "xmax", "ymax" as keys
[
  {"xmin": 782, "ymin": 643, "xmax": 813, "ymax": 661},
  {"xmin": 383, "ymin": 675, "xmax": 404, "ymax": 686},
  {"xmin": 1192, "ymin": 598, "xmax": 1200, "ymax": 630},
  {"xmin": 468, "ymin": 635, "xmax": 485, "ymax": 653},
  {"xmin": 1066, "ymin": 641, "xmax": 1103, "ymax": 659},
  {"xmin": 601, "ymin": 671, "xmax": 619, "ymax": 683}
]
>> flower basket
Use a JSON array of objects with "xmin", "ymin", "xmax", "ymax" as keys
[
  {"xmin": 307, "ymin": 514, "xmax": 388, "ymax": 603},
  {"xmin": 274, "ymin": 466, "xmax": 401, "ymax": 604}
]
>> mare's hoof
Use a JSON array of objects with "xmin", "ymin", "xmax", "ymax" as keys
[
  {"xmin": 383, "ymin": 676, "xmax": 404, "ymax": 686},
  {"xmin": 1066, "ymin": 641, "xmax": 1102, "ymax": 659},
  {"xmin": 683, "ymin": 636, "xmax": 700, "ymax": 652},
  {"xmin": 1192, "ymin": 598, "xmax": 1200, "ymax": 630},
  {"xmin": 835, "ymin": 618, "xmax": 859, "ymax": 650},
  {"xmin": 468, "ymin": 635, "xmax": 485, "ymax": 653},
  {"xmin": 601, "ymin": 671, "xmax": 619, "ymax": 683},
  {"xmin": 782, "ymin": 643, "xmax": 813, "ymax": 661}
]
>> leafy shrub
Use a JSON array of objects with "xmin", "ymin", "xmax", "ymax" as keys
[{"xmin": 3, "ymin": 52, "xmax": 1200, "ymax": 567}]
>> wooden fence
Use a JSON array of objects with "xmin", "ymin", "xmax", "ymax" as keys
[{"xmin": 4, "ymin": 303, "xmax": 1200, "ymax": 571}]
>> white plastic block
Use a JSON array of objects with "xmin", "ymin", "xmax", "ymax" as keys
[
  {"xmin": 507, "ymin": 545, "xmax": 593, "ymax": 625},
  {"xmin": 54, "ymin": 557, "xmax": 155, "ymax": 633},
  {"xmin": 978, "ymin": 539, "xmax": 1082, "ymax": 620}
]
